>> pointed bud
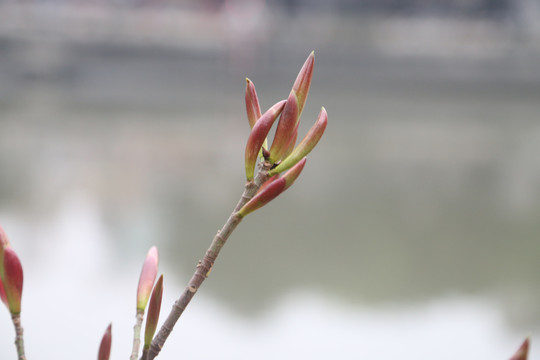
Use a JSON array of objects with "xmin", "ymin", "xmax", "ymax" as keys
[
  {"xmin": 269, "ymin": 52, "xmax": 314, "ymax": 163},
  {"xmin": 98, "ymin": 323, "xmax": 112, "ymax": 360},
  {"xmin": 144, "ymin": 275, "xmax": 163, "ymax": 349},
  {"xmin": 244, "ymin": 100, "xmax": 286, "ymax": 180},
  {"xmin": 0, "ymin": 247, "xmax": 23, "ymax": 315},
  {"xmin": 510, "ymin": 338, "xmax": 530, "ymax": 360},
  {"xmin": 238, "ymin": 177, "xmax": 286, "ymax": 217},
  {"xmin": 292, "ymin": 51, "xmax": 314, "ymax": 115},
  {"xmin": 269, "ymin": 107, "xmax": 327, "ymax": 176},
  {"xmin": 238, "ymin": 158, "xmax": 306, "ymax": 217},
  {"xmin": 136, "ymin": 246, "xmax": 158, "ymax": 311},
  {"xmin": 245, "ymin": 78, "xmax": 262, "ymax": 129},
  {"xmin": 269, "ymin": 91, "xmax": 299, "ymax": 163}
]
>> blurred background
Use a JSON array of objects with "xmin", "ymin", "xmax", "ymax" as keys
[{"xmin": 1, "ymin": 0, "xmax": 540, "ymax": 359}]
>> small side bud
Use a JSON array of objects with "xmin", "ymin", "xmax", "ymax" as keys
[
  {"xmin": 510, "ymin": 338, "xmax": 530, "ymax": 360},
  {"xmin": 238, "ymin": 158, "xmax": 306, "ymax": 217},
  {"xmin": 144, "ymin": 275, "xmax": 164, "ymax": 350},
  {"xmin": 244, "ymin": 100, "xmax": 286, "ymax": 180},
  {"xmin": 136, "ymin": 246, "xmax": 159, "ymax": 311},
  {"xmin": 270, "ymin": 107, "xmax": 327, "ymax": 175},
  {"xmin": 0, "ymin": 247, "xmax": 23, "ymax": 315},
  {"xmin": 98, "ymin": 323, "xmax": 112, "ymax": 360},
  {"xmin": 245, "ymin": 78, "xmax": 262, "ymax": 129},
  {"xmin": 238, "ymin": 177, "xmax": 287, "ymax": 217}
]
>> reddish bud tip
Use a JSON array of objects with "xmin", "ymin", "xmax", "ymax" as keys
[
  {"xmin": 238, "ymin": 177, "xmax": 287, "ymax": 217},
  {"xmin": 136, "ymin": 246, "xmax": 159, "ymax": 311},
  {"xmin": 292, "ymin": 51, "xmax": 314, "ymax": 115},
  {"xmin": 144, "ymin": 274, "xmax": 164, "ymax": 349},
  {"xmin": 98, "ymin": 323, "xmax": 112, "ymax": 360},
  {"xmin": 282, "ymin": 157, "xmax": 307, "ymax": 189},
  {"xmin": 0, "ymin": 247, "xmax": 23, "ymax": 314},
  {"xmin": 0, "ymin": 225, "xmax": 9, "ymax": 248},
  {"xmin": 270, "ymin": 107, "xmax": 327, "ymax": 175},
  {"xmin": 245, "ymin": 78, "xmax": 262, "ymax": 129},
  {"xmin": 269, "ymin": 91, "xmax": 299, "ymax": 163},
  {"xmin": 510, "ymin": 338, "xmax": 530, "ymax": 360},
  {"xmin": 245, "ymin": 100, "xmax": 287, "ymax": 180}
]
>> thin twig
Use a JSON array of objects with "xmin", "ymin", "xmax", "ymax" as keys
[
  {"xmin": 145, "ymin": 164, "xmax": 270, "ymax": 360},
  {"xmin": 12, "ymin": 314, "xmax": 26, "ymax": 360},
  {"xmin": 130, "ymin": 310, "xmax": 145, "ymax": 360}
]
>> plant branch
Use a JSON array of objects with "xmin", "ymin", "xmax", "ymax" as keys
[
  {"xmin": 130, "ymin": 310, "xmax": 144, "ymax": 360},
  {"xmin": 12, "ymin": 314, "xmax": 26, "ymax": 360},
  {"xmin": 145, "ymin": 163, "xmax": 271, "ymax": 360}
]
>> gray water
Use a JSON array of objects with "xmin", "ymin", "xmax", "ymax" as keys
[{"xmin": 1, "ymin": 4, "xmax": 540, "ymax": 359}]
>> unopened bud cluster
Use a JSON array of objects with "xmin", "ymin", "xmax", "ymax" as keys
[{"xmin": 240, "ymin": 51, "xmax": 328, "ymax": 217}]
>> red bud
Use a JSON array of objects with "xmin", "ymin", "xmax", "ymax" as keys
[
  {"xmin": 238, "ymin": 158, "xmax": 306, "ymax": 217},
  {"xmin": 0, "ymin": 247, "xmax": 23, "ymax": 314},
  {"xmin": 292, "ymin": 51, "xmax": 314, "ymax": 115},
  {"xmin": 244, "ymin": 100, "xmax": 286, "ymax": 180},
  {"xmin": 269, "ymin": 91, "xmax": 299, "ymax": 163},
  {"xmin": 137, "ymin": 246, "xmax": 158, "ymax": 311},
  {"xmin": 269, "ymin": 52, "xmax": 314, "ymax": 163},
  {"xmin": 282, "ymin": 157, "xmax": 307, "ymax": 189},
  {"xmin": 510, "ymin": 338, "xmax": 530, "ymax": 360},
  {"xmin": 245, "ymin": 78, "xmax": 262, "ymax": 129},
  {"xmin": 98, "ymin": 323, "xmax": 112, "ymax": 360},
  {"xmin": 238, "ymin": 177, "xmax": 287, "ymax": 217},
  {"xmin": 144, "ymin": 274, "xmax": 163, "ymax": 349}
]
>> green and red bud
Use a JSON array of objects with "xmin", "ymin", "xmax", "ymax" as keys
[
  {"xmin": 292, "ymin": 51, "xmax": 314, "ymax": 115},
  {"xmin": 269, "ymin": 91, "xmax": 299, "ymax": 163},
  {"xmin": 144, "ymin": 274, "xmax": 163, "ymax": 350},
  {"xmin": 98, "ymin": 323, "xmax": 112, "ymax": 360},
  {"xmin": 244, "ymin": 100, "xmax": 286, "ymax": 181},
  {"xmin": 0, "ymin": 227, "xmax": 23, "ymax": 315},
  {"xmin": 282, "ymin": 157, "xmax": 307, "ymax": 189},
  {"xmin": 269, "ymin": 107, "xmax": 327, "ymax": 176},
  {"xmin": 510, "ymin": 338, "xmax": 529, "ymax": 360},
  {"xmin": 238, "ymin": 158, "xmax": 307, "ymax": 217},
  {"xmin": 269, "ymin": 52, "xmax": 315, "ymax": 163},
  {"xmin": 245, "ymin": 78, "xmax": 262, "ymax": 129},
  {"xmin": 136, "ymin": 246, "xmax": 158, "ymax": 311},
  {"xmin": 0, "ymin": 247, "xmax": 23, "ymax": 314}
]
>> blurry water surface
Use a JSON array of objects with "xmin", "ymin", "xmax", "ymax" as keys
[{"xmin": 1, "ymin": 3, "xmax": 540, "ymax": 359}]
